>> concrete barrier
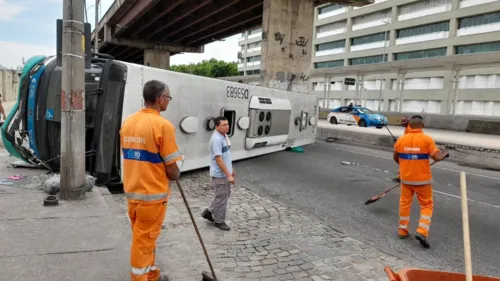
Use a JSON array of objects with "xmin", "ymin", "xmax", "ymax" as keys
[
  {"xmin": 319, "ymin": 109, "xmax": 500, "ymax": 135},
  {"xmin": 316, "ymin": 126, "xmax": 500, "ymax": 171}
]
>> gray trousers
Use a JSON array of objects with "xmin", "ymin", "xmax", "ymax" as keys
[{"xmin": 207, "ymin": 177, "xmax": 231, "ymax": 223}]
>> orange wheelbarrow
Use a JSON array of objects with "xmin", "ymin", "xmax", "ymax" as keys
[
  {"xmin": 384, "ymin": 267, "xmax": 500, "ymax": 281},
  {"xmin": 383, "ymin": 172, "xmax": 500, "ymax": 281}
]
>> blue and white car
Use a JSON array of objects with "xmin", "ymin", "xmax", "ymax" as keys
[{"xmin": 326, "ymin": 105, "xmax": 388, "ymax": 129}]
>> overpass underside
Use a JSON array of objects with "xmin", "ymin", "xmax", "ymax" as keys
[{"xmin": 95, "ymin": 0, "xmax": 373, "ymax": 66}]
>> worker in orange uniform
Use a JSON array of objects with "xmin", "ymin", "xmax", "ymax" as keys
[
  {"xmin": 393, "ymin": 115, "xmax": 448, "ymax": 248},
  {"xmin": 120, "ymin": 79, "xmax": 183, "ymax": 281},
  {"xmin": 393, "ymin": 116, "xmax": 412, "ymax": 183}
]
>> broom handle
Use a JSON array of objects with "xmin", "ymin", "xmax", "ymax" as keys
[
  {"xmin": 460, "ymin": 171, "xmax": 472, "ymax": 281},
  {"xmin": 175, "ymin": 179, "xmax": 218, "ymax": 281}
]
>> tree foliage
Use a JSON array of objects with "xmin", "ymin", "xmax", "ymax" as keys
[{"xmin": 170, "ymin": 58, "xmax": 239, "ymax": 78}]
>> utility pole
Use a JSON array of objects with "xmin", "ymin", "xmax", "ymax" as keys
[
  {"xmin": 60, "ymin": 0, "xmax": 86, "ymax": 200},
  {"xmin": 95, "ymin": 0, "xmax": 99, "ymax": 51}
]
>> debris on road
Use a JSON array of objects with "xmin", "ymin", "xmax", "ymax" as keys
[
  {"xmin": 43, "ymin": 174, "xmax": 96, "ymax": 194},
  {"xmin": 7, "ymin": 175, "xmax": 23, "ymax": 180}
]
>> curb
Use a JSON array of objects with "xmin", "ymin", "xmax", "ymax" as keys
[{"xmin": 316, "ymin": 127, "xmax": 500, "ymax": 171}]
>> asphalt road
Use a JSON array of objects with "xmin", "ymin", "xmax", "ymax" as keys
[{"xmin": 233, "ymin": 140, "xmax": 500, "ymax": 277}]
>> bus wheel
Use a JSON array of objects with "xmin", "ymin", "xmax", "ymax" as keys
[{"xmin": 329, "ymin": 117, "xmax": 338, "ymax": 124}]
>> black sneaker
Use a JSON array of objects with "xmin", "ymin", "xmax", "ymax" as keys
[
  {"xmin": 214, "ymin": 222, "xmax": 230, "ymax": 231},
  {"xmin": 201, "ymin": 209, "xmax": 214, "ymax": 222},
  {"xmin": 415, "ymin": 233, "xmax": 430, "ymax": 248}
]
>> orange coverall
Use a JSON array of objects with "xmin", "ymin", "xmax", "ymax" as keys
[
  {"xmin": 120, "ymin": 108, "xmax": 183, "ymax": 281},
  {"xmin": 394, "ymin": 128, "xmax": 440, "ymax": 238}
]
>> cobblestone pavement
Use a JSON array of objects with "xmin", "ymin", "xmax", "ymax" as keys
[{"xmin": 113, "ymin": 170, "xmax": 432, "ymax": 281}]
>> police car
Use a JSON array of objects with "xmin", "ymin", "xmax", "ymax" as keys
[{"xmin": 326, "ymin": 105, "xmax": 388, "ymax": 128}]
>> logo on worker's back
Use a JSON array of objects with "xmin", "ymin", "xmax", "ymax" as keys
[
  {"xmin": 404, "ymin": 147, "xmax": 420, "ymax": 152},
  {"xmin": 127, "ymin": 150, "xmax": 141, "ymax": 160}
]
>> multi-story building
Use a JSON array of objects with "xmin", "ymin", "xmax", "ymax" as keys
[
  {"xmin": 237, "ymin": 27, "xmax": 262, "ymax": 85},
  {"xmin": 311, "ymin": 0, "xmax": 500, "ymax": 116},
  {"xmin": 236, "ymin": 0, "xmax": 500, "ymax": 116}
]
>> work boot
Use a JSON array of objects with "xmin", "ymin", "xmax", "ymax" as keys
[
  {"xmin": 398, "ymin": 233, "xmax": 409, "ymax": 239},
  {"xmin": 201, "ymin": 209, "xmax": 214, "ymax": 222},
  {"xmin": 415, "ymin": 233, "xmax": 430, "ymax": 248},
  {"xmin": 214, "ymin": 222, "xmax": 230, "ymax": 231},
  {"xmin": 398, "ymin": 229, "xmax": 409, "ymax": 239}
]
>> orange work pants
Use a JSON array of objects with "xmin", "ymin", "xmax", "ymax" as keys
[
  {"xmin": 128, "ymin": 200, "xmax": 167, "ymax": 281},
  {"xmin": 398, "ymin": 183, "xmax": 433, "ymax": 238}
]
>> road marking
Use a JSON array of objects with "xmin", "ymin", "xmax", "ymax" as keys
[
  {"xmin": 313, "ymin": 143, "xmax": 500, "ymax": 210},
  {"xmin": 314, "ymin": 143, "xmax": 500, "ymax": 181},
  {"xmin": 434, "ymin": 190, "xmax": 500, "ymax": 209}
]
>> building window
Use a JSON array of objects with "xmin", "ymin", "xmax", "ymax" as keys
[
  {"xmin": 351, "ymin": 32, "xmax": 386, "ymax": 46},
  {"xmin": 245, "ymin": 70, "xmax": 260, "ymax": 75},
  {"xmin": 316, "ymin": 20, "xmax": 347, "ymax": 38},
  {"xmin": 249, "ymin": 27, "xmax": 262, "ymax": 34},
  {"xmin": 318, "ymin": 4, "xmax": 344, "ymax": 14},
  {"xmin": 397, "ymin": 21, "xmax": 450, "ymax": 38},
  {"xmin": 316, "ymin": 40, "xmax": 345, "ymax": 51},
  {"xmin": 352, "ymin": 9, "xmax": 391, "ymax": 30},
  {"xmin": 238, "ymin": 71, "xmax": 244, "ymax": 76},
  {"xmin": 349, "ymin": 54, "xmax": 387, "ymax": 65},
  {"xmin": 394, "ymin": 47, "xmax": 447, "ymax": 60},
  {"xmin": 455, "ymin": 41, "xmax": 500, "ymax": 54},
  {"xmin": 398, "ymin": 0, "xmax": 452, "ymax": 21},
  {"xmin": 247, "ymin": 55, "xmax": 261, "ymax": 62},
  {"xmin": 458, "ymin": 11, "xmax": 500, "ymax": 29},
  {"xmin": 314, "ymin": 60, "xmax": 344, "ymax": 69}
]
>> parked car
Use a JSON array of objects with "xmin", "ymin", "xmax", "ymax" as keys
[{"xmin": 326, "ymin": 105, "xmax": 388, "ymax": 128}]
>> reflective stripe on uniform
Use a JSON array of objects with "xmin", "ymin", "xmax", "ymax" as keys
[
  {"xmin": 421, "ymin": 215, "xmax": 431, "ymax": 221},
  {"xmin": 401, "ymin": 179, "xmax": 432, "ymax": 185},
  {"xmin": 399, "ymin": 224, "xmax": 408, "ymax": 229},
  {"xmin": 400, "ymin": 216, "xmax": 410, "ymax": 221},
  {"xmin": 125, "ymin": 192, "xmax": 169, "ymax": 201},
  {"xmin": 132, "ymin": 265, "xmax": 151, "ymax": 275},
  {"xmin": 419, "ymin": 223, "xmax": 429, "ymax": 230},
  {"xmin": 163, "ymin": 151, "xmax": 182, "ymax": 163},
  {"xmin": 399, "ymin": 153, "xmax": 429, "ymax": 160},
  {"xmin": 123, "ymin": 148, "xmax": 162, "ymax": 164}
]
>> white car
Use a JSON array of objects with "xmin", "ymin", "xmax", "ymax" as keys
[{"xmin": 326, "ymin": 106, "xmax": 388, "ymax": 128}]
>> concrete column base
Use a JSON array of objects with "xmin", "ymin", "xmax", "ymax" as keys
[{"xmin": 144, "ymin": 49, "xmax": 170, "ymax": 70}]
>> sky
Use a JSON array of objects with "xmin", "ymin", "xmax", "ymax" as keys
[{"xmin": 0, "ymin": 0, "xmax": 240, "ymax": 69}]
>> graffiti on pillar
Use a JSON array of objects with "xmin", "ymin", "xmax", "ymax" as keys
[
  {"xmin": 268, "ymin": 72, "xmax": 309, "ymax": 94},
  {"xmin": 268, "ymin": 79, "xmax": 308, "ymax": 94},
  {"xmin": 274, "ymin": 32, "xmax": 285, "ymax": 45},
  {"xmin": 262, "ymin": 31, "xmax": 268, "ymax": 42},
  {"xmin": 295, "ymin": 36, "xmax": 309, "ymax": 47},
  {"xmin": 302, "ymin": 49, "xmax": 307, "ymax": 55},
  {"xmin": 300, "ymin": 73, "xmax": 310, "ymax": 81},
  {"xmin": 288, "ymin": 54, "xmax": 294, "ymax": 60},
  {"xmin": 281, "ymin": 46, "xmax": 286, "ymax": 53}
]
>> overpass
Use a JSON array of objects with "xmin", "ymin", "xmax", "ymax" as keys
[{"xmin": 93, "ymin": 0, "xmax": 374, "ymax": 90}]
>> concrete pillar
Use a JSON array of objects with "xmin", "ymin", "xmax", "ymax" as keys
[
  {"xmin": 452, "ymin": 69, "xmax": 461, "ymax": 116},
  {"xmin": 323, "ymin": 76, "xmax": 327, "ymax": 108},
  {"xmin": 144, "ymin": 49, "xmax": 170, "ymax": 70},
  {"xmin": 447, "ymin": 18, "xmax": 458, "ymax": 55},
  {"xmin": 399, "ymin": 73, "xmax": 406, "ymax": 113},
  {"xmin": 260, "ymin": 0, "xmax": 314, "ymax": 94},
  {"xmin": 326, "ymin": 77, "xmax": 332, "ymax": 109}
]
